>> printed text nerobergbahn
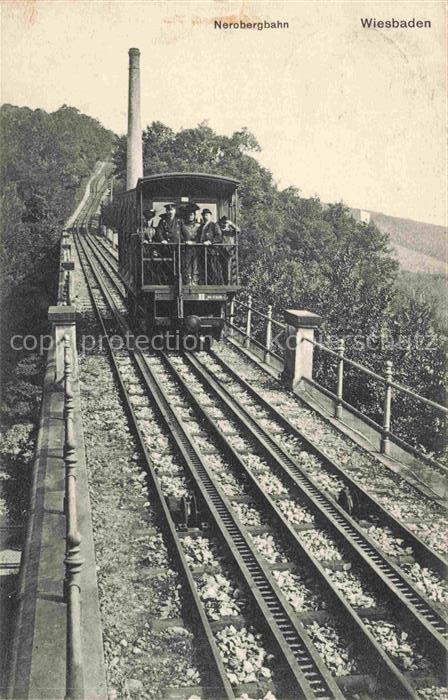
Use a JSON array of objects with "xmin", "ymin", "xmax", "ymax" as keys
[{"xmin": 214, "ymin": 20, "xmax": 289, "ymax": 30}]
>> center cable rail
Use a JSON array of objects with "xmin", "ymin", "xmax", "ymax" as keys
[
  {"xmin": 207, "ymin": 347, "xmax": 448, "ymax": 577},
  {"xmin": 74, "ymin": 234, "xmax": 235, "ymax": 700},
  {"xmin": 179, "ymin": 353, "xmax": 448, "ymax": 662},
  {"xmin": 75, "ymin": 233, "xmax": 344, "ymax": 699}
]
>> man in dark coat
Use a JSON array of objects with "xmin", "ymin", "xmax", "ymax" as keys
[
  {"xmin": 218, "ymin": 216, "xmax": 240, "ymax": 283},
  {"xmin": 155, "ymin": 203, "xmax": 181, "ymax": 243},
  {"xmin": 199, "ymin": 209, "xmax": 223, "ymax": 284},
  {"xmin": 154, "ymin": 204, "xmax": 180, "ymax": 284},
  {"xmin": 180, "ymin": 203, "xmax": 201, "ymax": 284}
]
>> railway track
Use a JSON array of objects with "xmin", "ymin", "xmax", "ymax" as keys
[
  {"xmin": 85, "ymin": 233, "xmax": 447, "ymax": 549},
  {"xmin": 74, "ymin": 234, "xmax": 237, "ymax": 699},
  {"xmin": 76, "ymin": 233, "xmax": 344, "ymax": 698},
  {"xmin": 72, "ymin": 164, "xmax": 112, "ymax": 234},
  {"xmin": 75, "ymin": 233, "xmax": 366, "ymax": 699},
  {"xmin": 85, "ymin": 231, "xmax": 447, "ymax": 575},
  {"xmin": 75, "ymin": 231, "xmax": 447, "ymax": 698}
]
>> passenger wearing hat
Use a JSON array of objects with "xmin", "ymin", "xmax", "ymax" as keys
[
  {"xmin": 142, "ymin": 208, "xmax": 157, "ymax": 242},
  {"xmin": 155, "ymin": 204, "xmax": 181, "ymax": 243},
  {"xmin": 153, "ymin": 204, "xmax": 181, "ymax": 284},
  {"xmin": 199, "ymin": 209, "xmax": 223, "ymax": 284},
  {"xmin": 218, "ymin": 216, "xmax": 240, "ymax": 283},
  {"xmin": 180, "ymin": 203, "xmax": 201, "ymax": 284},
  {"xmin": 218, "ymin": 216, "xmax": 240, "ymax": 240},
  {"xmin": 199, "ymin": 209, "xmax": 222, "ymax": 244}
]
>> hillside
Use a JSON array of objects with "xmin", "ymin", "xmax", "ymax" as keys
[{"xmin": 349, "ymin": 207, "xmax": 446, "ymax": 274}]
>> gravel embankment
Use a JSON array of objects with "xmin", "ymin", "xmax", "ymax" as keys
[{"xmin": 79, "ymin": 354, "xmax": 204, "ymax": 698}]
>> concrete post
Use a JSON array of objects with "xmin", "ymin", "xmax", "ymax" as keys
[
  {"xmin": 48, "ymin": 306, "xmax": 77, "ymax": 384},
  {"xmin": 126, "ymin": 48, "xmax": 143, "ymax": 190},
  {"xmin": 283, "ymin": 310, "xmax": 322, "ymax": 389}
]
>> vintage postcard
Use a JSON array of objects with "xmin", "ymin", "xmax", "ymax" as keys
[{"xmin": 1, "ymin": 2, "xmax": 446, "ymax": 699}]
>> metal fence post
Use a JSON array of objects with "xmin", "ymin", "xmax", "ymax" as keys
[
  {"xmin": 63, "ymin": 336, "xmax": 84, "ymax": 699},
  {"xmin": 229, "ymin": 298, "xmax": 235, "ymax": 336},
  {"xmin": 264, "ymin": 305, "xmax": 272, "ymax": 363},
  {"xmin": 381, "ymin": 360, "xmax": 393, "ymax": 455},
  {"xmin": 335, "ymin": 338, "xmax": 345, "ymax": 419},
  {"xmin": 245, "ymin": 295, "xmax": 252, "ymax": 348}
]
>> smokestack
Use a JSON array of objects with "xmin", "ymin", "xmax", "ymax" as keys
[{"xmin": 126, "ymin": 48, "xmax": 143, "ymax": 190}]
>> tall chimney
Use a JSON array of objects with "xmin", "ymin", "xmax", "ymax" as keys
[{"xmin": 126, "ymin": 48, "xmax": 143, "ymax": 190}]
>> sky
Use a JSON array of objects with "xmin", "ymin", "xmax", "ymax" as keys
[{"xmin": 1, "ymin": 0, "xmax": 446, "ymax": 226}]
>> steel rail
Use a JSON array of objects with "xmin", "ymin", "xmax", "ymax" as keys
[
  {"xmin": 78, "ymin": 233, "xmax": 345, "ymax": 700},
  {"xmin": 73, "ymin": 173, "xmax": 106, "ymax": 233},
  {"xmin": 209, "ymin": 346, "xmax": 448, "ymax": 575},
  {"xmin": 159, "ymin": 352, "xmax": 426, "ymax": 699},
  {"xmin": 182, "ymin": 352, "xmax": 448, "ymax": 663},
  {"xmin": 86, "ymin": 233, "xmax": 119, "ymax": 268},
  {"xmin": 85, "ymin": 234, "xmax": 123, "ymax": 288},
  {"xmin": 74, "ymin": 233, "xmax": 235, "ymax": 700},
  {"xmin": 227, "ymin": 332, "xmax": 448, "ymax": 479}
]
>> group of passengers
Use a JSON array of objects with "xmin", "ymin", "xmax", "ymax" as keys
[{"xmin": 142, "ymin": 203, "xmax": 239, "ymax": 285}]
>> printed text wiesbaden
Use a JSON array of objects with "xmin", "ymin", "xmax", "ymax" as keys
[{"xmin": 360, "ymin": 17, "xmax": 431, "ymax": 28}]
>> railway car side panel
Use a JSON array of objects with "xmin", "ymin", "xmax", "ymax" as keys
[{"xmin": 117, "ymin": 190, "xmax": 140, "ymax": 294}]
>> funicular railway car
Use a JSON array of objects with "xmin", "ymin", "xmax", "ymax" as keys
[{"xmin": 117, "ymin": 172, "xmax": 241, "ymax": 344}]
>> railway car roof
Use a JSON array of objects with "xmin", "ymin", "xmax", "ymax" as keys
[{"xmin": 136, "ymin": 172, "xmax": 239, "ymax": 198}]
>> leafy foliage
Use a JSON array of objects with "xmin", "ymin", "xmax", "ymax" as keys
[
  {"xmin": 395, "ymin": 271, "xmax": 448, "ymax": 333},
  {"xmin": 0, "ymin": 104, "xmax": 115, "ymax": 440},
  {"xmin": 0, "ymin": 104, "xmax": 115, "ymax": 298}
]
